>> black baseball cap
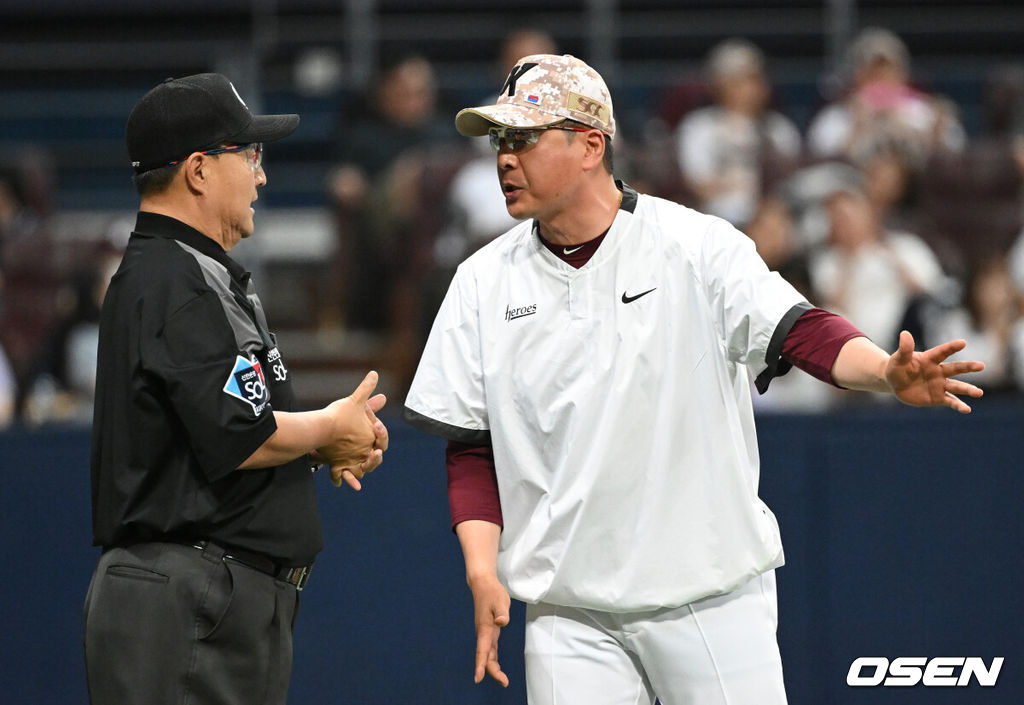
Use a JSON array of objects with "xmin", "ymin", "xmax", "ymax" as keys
[{"xmin": 126, "ymin": 73, "xmax": 299, "ymax": 174}]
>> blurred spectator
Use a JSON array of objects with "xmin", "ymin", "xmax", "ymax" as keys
[
  {"xmin": 1005, "ymin": 132, "xmax": 1024, "ymax": 316},
  {"xmin": 674, "ymin": 38, "xmax": 802, "ymax": 228},
  {"xmin": 0, "ymin": 170, "xmax": 16, "ymax": 425},
  {"xmin": 330, "ymin": 53, "xmax": 452, "ymax": 188},
  {"xmin": 859, "ymin": 139, "xmax": 920, "ymax": 233},
  {"xmin": 0, "ymin": 339, "xmax": 12, "ymax": 427},
  {"xmin": 0, "ymin": 162, "xmax": 58, "ymax": 409},
  {"xmin": 327, "ymin": 53, "xmax": 457, "ymax": 335},
  {"xmin": 809, "ymin": 182, "xmax": 948, "ymax": 352},
  {"xmin": 807, "ymin": 27, "xmax": 966, "ymax": 169},
  {"xmin": 0, "ymin": 166, "xmax": 43, "ymax": 268},
  {"xmin": 0, "ymin": 272, "xmax": 13, "ymax": 427},
  {"xmin": 745, "ymin": 196, "xmax": 813, "ymax": 300},
  {"xmin": 20, "ymin": 247, "xmax": 120, "ymax": 425},
  {"xmin": 1011, "ymin": 222, "xmax": 1024, "ymax": 302},
  {"xmin": 919, "ymin": 63, "xmax": 1024, "ymax": 273},
  {"xmin": 440, "ymin": 150, "xmax": 518, "ymax": 262},
  {"xmin": 776, "ymin": 160, "xmax": 863, "ymax": 252},
  {"xmin": 928, "ymin": 254, "xmax": 1024, "ymax": 394},
  {"xmin": 746, "ymin": 197, "xmax": 836, "ymax": 413},
  {"xmin": 977, "ymin": 63, "xmax": 1024, "ymax": 141}
]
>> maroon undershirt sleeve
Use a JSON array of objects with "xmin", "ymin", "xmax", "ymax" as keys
[
  {"xmin": 781, "ymin": 308, "xmax": 866, "ymax": 387},
  {"xmin": 446, "ymin": 440, "xmax": 502, "ymax": 530}
]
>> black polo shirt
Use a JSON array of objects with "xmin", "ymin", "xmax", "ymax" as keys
[{"xmin": 90, "ymin": 211, "xmax": 322, "ymax": 565}]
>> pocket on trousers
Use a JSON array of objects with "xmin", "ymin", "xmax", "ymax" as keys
[
  {"xmin": 106, "ymin": 564, "xmax": 170, "ymax": 583},
  {"xmin": 197, "ymin": 560, "xmax": 236, "ymax": 641}
]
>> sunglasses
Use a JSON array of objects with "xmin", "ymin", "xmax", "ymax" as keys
[{"xmin": 487, "ymin": 125, "xmax": 593, "ymax": 153}]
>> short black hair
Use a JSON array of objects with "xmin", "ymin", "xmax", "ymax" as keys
[
  {"xmin": 601, "ymin": 136, "xmax": 614, "ymax": 174},
  {"xmin": 132, "ymin": 162, "xmax": 183, "ymax": 197}
]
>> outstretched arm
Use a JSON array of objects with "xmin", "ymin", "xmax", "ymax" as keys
[{"xmin": 831, "ymin": 332, "xmax": 985, "ymax": 413}]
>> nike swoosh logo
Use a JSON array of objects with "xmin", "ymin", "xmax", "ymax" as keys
[
  {"xmin": 621, "ymin": 287, "xmax": 657, "ymax": 304},
  {"xmin": 563, "ymin": 245, "xmax": 584, "ymax": 255}
]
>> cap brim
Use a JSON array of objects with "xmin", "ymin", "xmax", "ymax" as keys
[
  {"xmin": 232, "ymin": 113, "xmax": 300, "ymax": 144},
  {"xmin": 455, "ymin": 105, "xmax": 564, "ymax": 136}
]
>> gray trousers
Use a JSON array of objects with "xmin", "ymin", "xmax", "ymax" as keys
[{"xmin": 84, "ymin": 542, "xmax": 298, "ymax": 705}]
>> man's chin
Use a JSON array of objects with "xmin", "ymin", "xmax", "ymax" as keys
[{"xmin": 505, "ymin": 202, "xmax": 531, "ymax": 221}]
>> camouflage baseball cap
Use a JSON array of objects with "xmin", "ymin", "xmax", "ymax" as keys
[{"xmin": 455, "ymin": 54, "xmax": 615, "ymax": 138}]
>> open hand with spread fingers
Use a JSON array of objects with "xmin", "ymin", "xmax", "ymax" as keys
[{"xmin": 885, "ymin": 331, "xmax": 985, "ymax": 413}]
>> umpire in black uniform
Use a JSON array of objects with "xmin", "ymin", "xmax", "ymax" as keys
[{"xmin": 84, "ymin": 73, "xmax": 390, "ymax": 705}]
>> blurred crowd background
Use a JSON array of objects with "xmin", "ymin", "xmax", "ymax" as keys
[{"xmin": 2, "ymin": 0, "xmax": 1024, "ymax": 428}]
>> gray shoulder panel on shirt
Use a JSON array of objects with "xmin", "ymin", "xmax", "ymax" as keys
[{"xmin": 174, "ymin": 241, "xmax": 263, "ymax": 353}]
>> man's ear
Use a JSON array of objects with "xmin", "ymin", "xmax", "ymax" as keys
[
  {"xmin": 581, "ymin": 130, "xmax": 606, "ymax": 171},
  {"xmin": 181, "ymin": 152, "xmax": 209, "ymax": 194}
]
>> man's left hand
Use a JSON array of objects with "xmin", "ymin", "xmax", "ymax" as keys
[{"xmin": 885, "ymin": 331, "xmax": 985, "ymax": 413}]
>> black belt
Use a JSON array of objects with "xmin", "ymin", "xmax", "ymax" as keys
[{"xmin": 190, "ymin": 540, "xmax": 313, "ymax": 591}]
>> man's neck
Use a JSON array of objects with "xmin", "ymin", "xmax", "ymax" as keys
[
  {"xmin": 537, "ymin": 177, "xmax": 622, "ymax": 246},
  {"xmin": 139, "ymin": 196, "xmax": 230, "ymax": 251}
]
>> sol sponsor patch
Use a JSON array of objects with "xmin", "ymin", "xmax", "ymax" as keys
[{"xmin": 223, "ymin": 354, "xmax": 270, "ymax": 415}]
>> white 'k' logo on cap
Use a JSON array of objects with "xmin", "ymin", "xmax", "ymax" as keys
[{"xmin": 228, "ymin": 81, "xmax": 248, "ymax": 109}]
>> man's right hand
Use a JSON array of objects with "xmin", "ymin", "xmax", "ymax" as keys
[
  {"xmin": 468, "ymin": 572, "xmax": 511, "ymax": 687},
  {"xmin": 316, "ymin": 371, "xmax": 389, "ymax": 489}
]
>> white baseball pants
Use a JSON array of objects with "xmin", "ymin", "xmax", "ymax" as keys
[{"xmin": 524, "ymin": 571, "xmax": 788, "ymax": 705}]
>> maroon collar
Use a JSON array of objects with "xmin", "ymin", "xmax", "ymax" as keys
[
  {"xmin": 534, "ymin": 181, "xmax": 636, "ymax": 269},
  {"xmin": 537, "ymin": 227, "xmax": 607, "ymax": 269}
]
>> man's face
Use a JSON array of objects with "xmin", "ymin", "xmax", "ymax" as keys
[
  {"xmin": 716, "ymin": 70, "xmax": 769, "ymax": 115},
  {"xmin": 378, "ymin": 58, "xmax": 437, "ymax": 127},
  {"xmin": 208, "ymin": 145, "xmax": 265, "ymax": 250},
  {"xmin": 494, "ymin": 127, "xmax": 588, "ymax": 222},
  {"xmin": 826, "ymin": 191, "xmax": 877, "ymax": 251}
]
